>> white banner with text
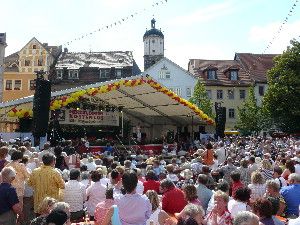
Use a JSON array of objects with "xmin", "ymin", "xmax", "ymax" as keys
[{"xmin": 58, "ymin": 109, "xmax": 119, "ymax": 126}]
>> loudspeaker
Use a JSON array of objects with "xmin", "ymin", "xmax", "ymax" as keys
[
  {"xmin": 32, "ymin": 79, "xmax": 51, "ymax": 137},
  {"xmin": 18, "ymin": 118, "xmax": 33, "ymax": 132},
  {"xmin": 215, "ymin": 104, "xmax": 226, "ymax": 138}
]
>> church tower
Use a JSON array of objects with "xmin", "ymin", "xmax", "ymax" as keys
[{"xmin": 143, "ymin": 18, "xmax": 164, "ymax": 70}]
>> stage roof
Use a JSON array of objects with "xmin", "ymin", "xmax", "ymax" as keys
[{"xmin": 0, "ymin": 75, "xmax": 215, "ymax": 126}]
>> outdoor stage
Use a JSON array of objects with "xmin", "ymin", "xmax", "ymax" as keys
[{"xmin": 0, "ymin": 75, "xmax": 215, "ymax": 143}]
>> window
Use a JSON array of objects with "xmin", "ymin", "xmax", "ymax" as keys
[
  {"xmin": 230, "ymin": 70, "xmax": 238, "ymax": 80},
  {"xmin": 38, "ymin": 57, "xmax": 43, "ymax": 66},
  {"xmin": 259, "ymin": 86, "xmax": 265, "ymax": 96},
  {"xmin": 68, "ymin": 70, "xmax": 79, "ymax": 79},
  {"xmin": 229, "ymin": 108, "xmax": 235, "ymax": 118},
  {"xmin": 171, "ymin": 88, "xmax": 182, "ymax": 96},
  {"xmin": 159, "ymin": 66, "xmax": 171, "ymax": 79},
  {"xmin": 186, "ymin": 87, "xmax": 192, "ymax": 98},
  {"xmin": 32, "ymin": 45, "xmax": 37, "ymax": 49},
  {"xmin": 206, "ymin": 90, "xmax": 212, "ymax": 99},
  {"xmin": 25, "ymin": 60, "xmax": 31, "ymax": 66},
  {"xmin": 207, "ymin": 70, "xmax": 217, "ymax": 80},
  {"xmin": 152, "ymin": 40, "xmax": 155, "ymax": 43},
  {"xmin": 14, "ymin": 80, "xmax": 21, "ymax": 90},
  {"xmin": 240, "ymin": 90, "xmax": 246, "ymax": 99},
  {"xmin": 217, "ymin": 90, "xmax": 223, "ymax": 99},
  {"xmin": 100, "ymin": 69, "xmax": 110, "ymax": 78},
  {"xmin": 176, "ymin": 88, "xmax": 182, "ymax": 96},
  {"xmin": 228, "ymin": 89, "xmax": 234, "ymax": 99},
  {"xmin": 56, "ymin": 70, "xmax": 63, "ymax": 79},
  {"xmin": 29, "ymin": 80, "xmax": 36, "ymax": 90},
  {"xmin": 165, "ymin": 71, "xmax": 170, "ymax": 79},
  {"xmin": 152, "ymin": 50, "xmax": 155, "ymax": 53},
  {"xmin": 115, "ymin": 69, "xmax": 122, "ymax": 78},
  {"xmin": 5, "ymin": 80, "xmax": 12, "ymax": 90}
]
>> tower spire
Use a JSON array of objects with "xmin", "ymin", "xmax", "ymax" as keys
[{"xmin": 151, "ymin": 18, "xmax": 156, "ymax": 29}]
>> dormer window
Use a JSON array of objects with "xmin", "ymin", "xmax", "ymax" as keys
[
  {"xmin": 68, "ymin": 69, "xmax": 79, "ymax": 79},
  {"xmin": 230, "ymin": 70, "xmax": 238, "ymax": 80},
  {"xmin": 57, "ymin": 69, "xmax": 63, "ymax": 79},
  {"xmin": 207, "ymin": 70, "xmax": 217, "ymax": 80}
]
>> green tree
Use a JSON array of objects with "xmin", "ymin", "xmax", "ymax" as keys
[
  {"xmin": 189, "ymin": 80, "xmax": 213, "ymax": 117},
  {"xmin": 236, "ymin": 86, "xmax": 261, "ymax": 135},
  {"xmin": 263, "ymin": 40, "xmax": 300, "ymax": 133}
]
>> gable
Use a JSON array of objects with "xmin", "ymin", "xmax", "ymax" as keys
[
  {"xmin": 19, "ymin": 37, "xmax": 49, "ymax": 56},
  {"xmin": 142, "ymin": 58, "xmax": 197, "ymax": 84}
]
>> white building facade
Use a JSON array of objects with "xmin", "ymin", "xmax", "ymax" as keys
[{"xmin": 142, "ymin": 57, "xmax": 197, "ymax": 100}]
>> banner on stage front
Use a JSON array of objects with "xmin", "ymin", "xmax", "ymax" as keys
[{"xmin": 58, "ymin": 109, "xmax": 119, "ymax": 126}]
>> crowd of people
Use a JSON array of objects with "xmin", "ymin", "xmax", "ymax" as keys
[{"xmin": 0, "ymin": 135, "xmax": 300, "ymax": 225}]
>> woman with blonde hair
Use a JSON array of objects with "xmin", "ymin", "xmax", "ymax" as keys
[
  {"xmin": 248, "ymin": 171, "xmax": 266, "ymax": 202},
  {"xmin": 145, "ymin": 190, "xmax": 170, "ymax": 225},
  {"xmin": 30, "ymin": 197, "xmax": 57, "ymax": 225},
  {"xmin": 260, "ymin": 159, "xmax": 273, "ymax": 181}
]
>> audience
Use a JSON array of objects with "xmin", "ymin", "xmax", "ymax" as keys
[{"xmin": 0, "ymin": 135, "xmax": 300, "ymax": 225}]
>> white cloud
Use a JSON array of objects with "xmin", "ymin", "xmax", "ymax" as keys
[
  {"xmin": 248, "ymin": 20, "xmax": 300, "ymax": 54},
  {"xmin": 167, "ymin": 0, "xmax": 238, "ymax": 26}
]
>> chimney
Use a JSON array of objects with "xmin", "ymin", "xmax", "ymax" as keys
[{"xmin": 64, "ymin": 48, "xmax": 68, "ymax": 53}]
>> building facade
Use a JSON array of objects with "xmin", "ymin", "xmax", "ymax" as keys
[
  {"xmin": 0, "ymin": 33, "xmax": 7, "ymax": 102},
  {"xmin": 3, "ymin": 37, "xmax": 61, "ymax": 102},
  {"xmin": 143, "ymin": 18, "xmax": 164, "ymax": 71},
  {"xmin": 52, "ymin": 50, "xmax": 141, "ymax": 92},
  {"xmin": 142, "ymin": 57, "xmax": 197, "ymax": 100},
  {"xmin": 235, "ymin": 53, "xmax": 278, "ymax": 106},
  {"xmin": 188, "ymin": 59, "xmax": 252, "ymax": 130}
]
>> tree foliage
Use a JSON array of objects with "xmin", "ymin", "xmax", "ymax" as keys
[
  {"xmin": 189, "ymin": 80, "xmax": 214, "ymax": 117},
  {"xmin": 236, "ymin": 86, "xmax": 261, "ymax": 135},
  {"xmin": 263, "ymin": 39, "xmax": 300, "ymax": 133}
]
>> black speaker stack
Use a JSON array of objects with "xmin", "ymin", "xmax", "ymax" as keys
[
  {"xmin": 32, "ymin": 76, "xmax": 51, "ymax": 138},
  {"xmin": 215, "ymin": 103, "xmax": 226, "ymax": 138}
]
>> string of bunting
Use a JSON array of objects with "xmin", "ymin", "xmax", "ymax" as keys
[
  {"xmin": 7, "ymin": 76, "xmax": 215, "ymax": 126},
  {"xmin": 249, "ymin": 0, "xmax": 298, "ymax": 71},
  {"xmin": 62, "ymin": 0, "xmax": 168, "ymax": 47},
  {"xmin": 0, "ymin": 0, "xmax": 168, "ymax": 68}
]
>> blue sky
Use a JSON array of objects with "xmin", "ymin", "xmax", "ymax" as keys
[{"xmin": 2, "ymin": 0, "xmax": 300, "ymax": 70}]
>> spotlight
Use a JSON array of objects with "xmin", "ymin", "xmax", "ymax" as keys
[{"xmin": 76, "ymin": 107, "xmax": 80, "ymax": 110}]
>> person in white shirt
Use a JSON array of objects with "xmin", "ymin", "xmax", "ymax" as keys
[
  {"xmin": 85, "ymin": 157, "xmax": 97, "ymax": 171},
  {"xmin": 38, "ymin": 142, "xmax": 52, "ymax": 161},
  {"xmin": 215, "ymin": 142, "xmax": 226, "ymax": 165},
  {"xmin": 64, "ymin": 169, "xmax": 86, "ymax": 221},
  {"xmin": 80, "ymin": 171, "xmax": 90, "ymax": 189},
  {"xmin": 86, "ymin": 170, "xmax": 107, "ymax": 219},
  {"xmin": 228, "ymin": 187, "xmax": 251, "ymax": 217},
  {"xmin": 292, "ymin": 157, "xmax": 300, "ymax": 175}
]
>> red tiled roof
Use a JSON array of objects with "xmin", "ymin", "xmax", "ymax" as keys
[
  {"xmin": 188, "ymin": 59, "xmax": 252, "ymax": 86},
  {"xmin": 235, "ymin": 53, "xmax": 279, "ymax": 83}
]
